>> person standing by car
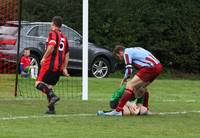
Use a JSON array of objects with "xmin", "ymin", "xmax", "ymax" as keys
[{"xmin": 35, "ymin": 16, "xmax": 70, "ymax": 114}]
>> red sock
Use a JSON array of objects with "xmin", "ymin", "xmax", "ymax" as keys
[
  {"xmin": 143, "ymin": 91, "xmax": 149, "ymax": 110},
  {"xmin": 116, "ymin": 88, "xmax": 134, "ymax": 112}
]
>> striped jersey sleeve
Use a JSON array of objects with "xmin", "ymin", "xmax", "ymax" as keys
[
  {"xmin": 123, "ymin": 50, "xmax": 133, "ymax": 79},
  {"xmin": 47, "ymin": 31, "xmax": 57, "ymax": 47}
]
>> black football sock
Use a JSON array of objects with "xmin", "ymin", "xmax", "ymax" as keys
[
  {"xmin": 36, "ymin": 83, "xmax": 55, "ymax": 98},
  {"xmin": 47, "ymin": 89, "xmax": 56, "ymax": 98}
]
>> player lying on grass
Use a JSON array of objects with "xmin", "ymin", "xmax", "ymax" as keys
[{"xmin": 97, "ymin": 84, "xmax": 149, "ymax": 116}]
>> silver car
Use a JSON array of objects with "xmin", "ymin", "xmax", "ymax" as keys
[{"xmin": 0, "ymin": 22, "xmax": 116, "ymax": 78}]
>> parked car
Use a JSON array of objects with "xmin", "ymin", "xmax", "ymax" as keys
[{"xmin": 0, "ymin": 21, "xmax": 116, "ymax": 78}]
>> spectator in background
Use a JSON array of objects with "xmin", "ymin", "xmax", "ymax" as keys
[{"xmin": 20, "ymin": 48, "xmax": 37, "ymax": 79}]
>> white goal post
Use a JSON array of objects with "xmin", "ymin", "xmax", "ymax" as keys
[{"xmin": 82, "ymin": 0, "xmax": 88, "ymax": 100}]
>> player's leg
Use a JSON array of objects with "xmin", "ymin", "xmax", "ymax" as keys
[
  {"xmin": 143, "ymin": 90, "xmax": 149, "ymax": 110},
  {"xmin": 36, "ymin": 68, "xmax": 60, "ymax": 101},
  {"xmin": 134, "ymin": 63, "xmax": 163, "ymax": 110},
  {"xmin": 35, "ymin": 81, "xmax": 59, "ymax": 114},
  {"xmin": 100, "ymin": 76, "xmax": 147, "ymax": 116},
  {"xmin": 135, "ymin": 87, "xmax": 150, "ymax": 109},
  {"xmin": 110, "ymin": 84, "xmax": 126, "ymax": 109},
  {"xmin": 98, "ymin": 103, "xmax": 147, "ymax": 116},
  {"xmin": 100, "ymin": 64, "xmax": 162, "ymax": 116},
  {"xmin": 45, "ymin": 85, "xmax": 57, "ymax": 114},
  {"xmin": 42, "ymin": 71, "xmax": 61, "ymax": 108},
  {"xmin": 35, "ymin": 81, "xmax": 55, "ymax": 98},
  {"xmin": 115, "ymin": 75, "xmax": 147, "ymax": 112},
  {"xmin": 35, "ymin": 68, "xmax": 60, "ymax": 114}
]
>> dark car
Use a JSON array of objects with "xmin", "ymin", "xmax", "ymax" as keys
[{"xmin": 0, "ymin": 22, "xmax": 116, "ymax": 78}]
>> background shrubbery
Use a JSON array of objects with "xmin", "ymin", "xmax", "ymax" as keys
[{"xmin": 22, "ymin": 0, "xmax": 200, "ymax": 73}]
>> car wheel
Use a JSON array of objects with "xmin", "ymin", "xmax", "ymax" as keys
[{"xmin": 90, "ymin": 57, "xmax": 110, "ymax": 78}]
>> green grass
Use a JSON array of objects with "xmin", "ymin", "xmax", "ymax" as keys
[
  {"xmin": 0, "ymin": 75, "xmax": 200, "ymax": 138},
  {"xmin": 110, "ymin": 70, "xmax": 200, "ymax": 80}
]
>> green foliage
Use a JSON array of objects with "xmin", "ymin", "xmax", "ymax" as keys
[
  {"xmin": 21, "ymin": 0, "xmax": 200, "ymax": 73},
  {"xmin": 89, "ymin": 0, "xmax": 200, "ymax": 73},
  {"xmin": 21, "ymin": 0, "xmax": 82, "ymax": 33}
]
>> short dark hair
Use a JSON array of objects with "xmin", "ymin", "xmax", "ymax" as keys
[
  {"xmin": 24, "ymin": 48, "xmax": 29, "ymax": 51},
  {"xmin": 52, "ymin": 16, "xmax": 63, "ymax": 28},
  {"xmin": 113, "ymin": 44, "xmax": 125, "ymax": 55}
]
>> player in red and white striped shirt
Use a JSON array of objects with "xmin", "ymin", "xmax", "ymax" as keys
[{"xmin": 103, "ymin": 45, "xmax": 163, "ymax": 116}]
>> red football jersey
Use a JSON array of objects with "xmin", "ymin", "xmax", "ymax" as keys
[
  {"xmin": 43, "ymin": 30, "xmax": 69, "ymax": 72},
  {"xmin": 20, "ymin": 56, "xmax": 31, "ymax": 69}
]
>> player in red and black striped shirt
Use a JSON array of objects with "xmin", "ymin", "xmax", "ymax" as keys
[{"xmin": 35, "ymin": 16, "xmax": 69, "ymax": 114}]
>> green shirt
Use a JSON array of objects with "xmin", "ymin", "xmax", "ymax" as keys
[{"xmin": 110, "ymin": 84, "xmax": 145, "ymax": 104}]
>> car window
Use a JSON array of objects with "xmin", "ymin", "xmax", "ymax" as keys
[
  {"xmin": 27, "ymin": 25, "xmax": 50, "ymax": 38},
  {"xmin": 38, "ymin": 25, "xmax": 50, "ymax": 38},
  {"xmin": 61, "ymin": 27, "xmax": 81, "ymax": 42},
  {"xmin": 21, "ymin": 25, "xmax": 32, "ymax": 36},
  {"xmin": 27, "ymin": 26, "xmax": 39, "ymax": 36}
]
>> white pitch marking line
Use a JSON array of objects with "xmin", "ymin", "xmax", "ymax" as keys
[
  {"xmin": 0, "ymin": 114, "xmax": 94, "ymax": 120},
  {"xmin": 162, "ymin": 99, "xmax": 197, "ymax": 103},
  {"xmin": 1, "ymin": 110, "xmax": 200, "ymax": 120},
  {"xmin": 147, "ymin": 110, "xmax": 200, "ymax": 115}
]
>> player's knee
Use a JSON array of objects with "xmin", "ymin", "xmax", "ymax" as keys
[
  {"xmin": 36, "ymin": 82, "xmax": 49, "ymax": 93},
  {"xmin": 35, "ymin": 82, "xmax": 43, "ymax": 90}
]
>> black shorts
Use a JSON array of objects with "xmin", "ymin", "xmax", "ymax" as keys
[{"xmin": 42, "ymin": 70, "xmax": 61, "ymax": 85}]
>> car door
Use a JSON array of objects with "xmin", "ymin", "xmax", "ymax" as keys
[
  {"xmin": 25, "ymin": 24, "xmax": 48, "ymax": 54},
  {"xmin": 61, "ymin": 26, "xmax": 82, "ymax": 70}
]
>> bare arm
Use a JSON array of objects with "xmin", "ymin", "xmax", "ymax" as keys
[
  {"xmin": 40, "ymin": 46, "xmax": 54, "ymax": 65},
  {"xmin": 62, "ymin": 52, "xmax": 69, "ymax": 76},
  {"xmin": 120, "ymin": 77, "xmax": 127, "ymax": 87}
]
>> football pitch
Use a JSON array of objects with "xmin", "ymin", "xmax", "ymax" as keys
[{"xmin": 0, "ymin": 77, "xmax": 200, "ymax": 138}]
